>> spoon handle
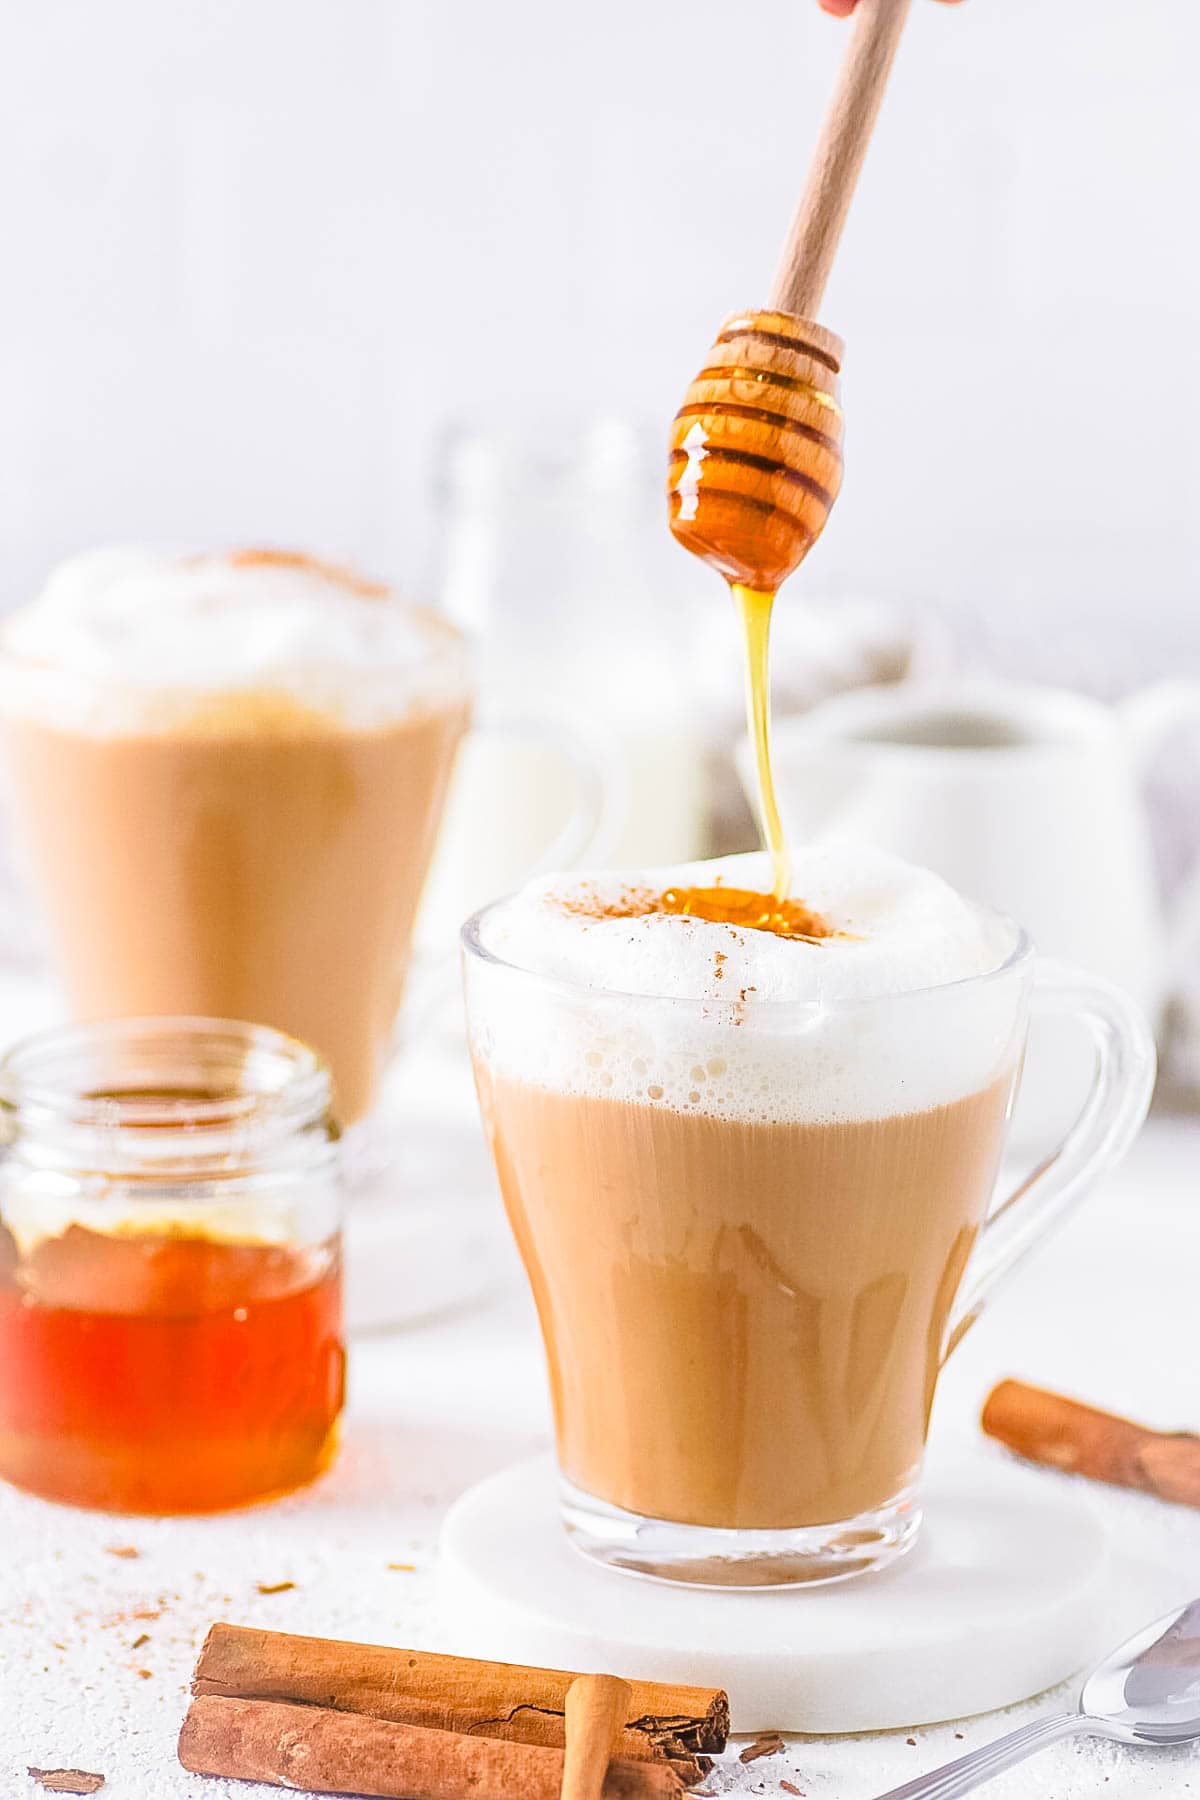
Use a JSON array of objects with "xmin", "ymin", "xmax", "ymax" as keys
[{"xmin": 868, "ymin": 1713, "xmax": 1084, "ymax": 1800}]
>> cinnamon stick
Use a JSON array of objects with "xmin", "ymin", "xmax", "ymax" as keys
[
  {"xmin": 982, "ymin": 1379, "xmax": 1200, "ymax": 1508},
  {"xmin": 178, "ymin": 1695, "xmax": 686, "ymax": 1800},
  {"xmin": 562, "ymin": 1675, "xmax": 632, "ymax": 1800},
  {"xmin": 191, "ymin": 1624, "xmax": 727, "ymax": 1764}
]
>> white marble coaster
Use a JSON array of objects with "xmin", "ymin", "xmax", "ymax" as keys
[{"xmin": 435, "ymin": 1452, "xmax": 1111, "ymax": 1733}]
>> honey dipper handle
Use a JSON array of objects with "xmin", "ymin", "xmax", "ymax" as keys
[
  {"xmin": 561, "ymin": 1674, "xmax": 634, "ymax": 1800},
  {"xmin": 769, "ymin": 0, "xmax": 914, "ymax": 317}
]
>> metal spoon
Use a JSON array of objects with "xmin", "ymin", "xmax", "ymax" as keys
[{"xmin": 871, "ymin": 1597, "xmax": 1200, "ymax": 1800}]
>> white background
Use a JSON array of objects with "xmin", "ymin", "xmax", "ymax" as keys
[{"xmin": 0, "ymin": 0, "xmax": 1196, "ymax": 683}]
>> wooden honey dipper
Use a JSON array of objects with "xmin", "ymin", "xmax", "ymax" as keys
[
  {"xmin": 667, "ymin": 0, "xmax": 919, "ymax": 900},
  {"xmin": 668, "ymin": 0, "xmax": 914, "ymax": 594},
  {"xmin": 560, "ymin": 1674, "xmax": 635, "ymax": 1800}
]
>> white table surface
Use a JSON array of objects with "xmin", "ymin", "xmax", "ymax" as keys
[{"xmin": 2, "ymin": 1037, "xmax": 1198, "ymax": 1800}]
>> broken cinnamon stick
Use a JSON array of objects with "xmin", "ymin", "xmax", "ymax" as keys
[
  {"xmin": 982, "ymin": 1379, "xmax": 1200, "ymax": 1507},
  {"xmin": 27, "ymin": 1775, "xmax": 105, "ymax": 1796},
  {"xmin": 178, "ymin": 1695, "xmax": 686, "ymax": 1799},
  {"xmin": 191, "ymin": 1624, "xmax": 727, "ymax": 1765},
  {"xmin": 562, "ymin": 1675, "xmax": 632, "ymax": 1800}
]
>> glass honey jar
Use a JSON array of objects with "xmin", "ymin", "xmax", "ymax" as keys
[{"xmin": 0, "ymin": 1017, "xmax": 344, "ymax": 1513}]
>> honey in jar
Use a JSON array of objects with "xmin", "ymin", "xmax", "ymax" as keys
[{"xmin": 0, "ymin": 1019, "xmax": 343, "ymax": 1513}]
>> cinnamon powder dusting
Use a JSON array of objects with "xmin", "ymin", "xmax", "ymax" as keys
[
  {"xmin": 556, "ymin": 883, "xmax": 836, "ymax": 944},
  {"xmin": 226, "ymin": 547, "xmax": 389, "ymax": 598}
]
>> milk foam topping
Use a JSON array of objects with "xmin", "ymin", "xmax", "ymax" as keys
[
  {"xmin": 0, "ymin": 547, "xmax": 470, "ymax": 731},
  {"xmin": 469, "ymin": 848, "xmax": 1024, "ymax": 1123}
]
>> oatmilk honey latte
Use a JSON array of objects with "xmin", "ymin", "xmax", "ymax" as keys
[
  {"xmin": 0, "ymin": 549, "xmax": 471, "ymax": 1121},
  {"xmin": 466, "ymin": 847, "xmax": 1030, "ymax": 1580}
]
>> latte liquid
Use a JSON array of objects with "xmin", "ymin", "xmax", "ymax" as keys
[
  {"xmin": 477, "ymin": 1070, "xmax": 1012, "ymax": 1528},
  {"xmin": 3, "ymin": 701, "xmax": 465, "ymax": 1121}
]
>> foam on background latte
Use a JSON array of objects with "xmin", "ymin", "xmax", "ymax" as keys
[
  {"xmin": 471, "ymin": 848, "xmax": 1022, "ymax": 1124},
  {"xmin": 0, "ymin": 546, "xmax": 470, "ymax": 730}
]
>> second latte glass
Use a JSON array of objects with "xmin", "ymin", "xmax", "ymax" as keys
[{"xmin": 0, "ymin": 548, "xmax": 602, "ymax": 1128}]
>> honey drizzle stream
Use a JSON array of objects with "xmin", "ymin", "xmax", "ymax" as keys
[{"xmin": 731, "ymin": 583, "xmax": 789, "ymax": 901}]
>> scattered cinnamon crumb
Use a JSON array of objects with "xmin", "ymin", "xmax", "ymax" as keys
[
  {"xmin": 27, "ymin": 1772, "xmax": 105, "ymax": 1795},
  {"xmin": 386, "ymin": 1562, "xmax": 415, "ymax": 1572},
  {"xmin": 739, "ymin": 1732, "xmax": 785, "ymax": 1763},
  {"xmin": 955, "ymin": 1732, "xmax": 964, "ymax": 1740},
  {"xmin": 130, "ymin": 1609, "xmax": 162, "ymax": 1622},
  {"xmin": 781, "ymin": 1784, "xmax": 805, "ymax": 1796},
  {"xmin": 906, "ymin": 1737, "xmax": 917, "ymax": 1746},
  {"xmin": 136, "ymin": 1668, "xmax": 152, "ymax": 1680},
  {"xmin": 255, "ymin": 1580, "xmax": 296, "ymax": 1595},
  {"xmin": 131, "ymin": 1634, "xmax": 150, "ymax": 1650},
  {"xmin": 104, "ymin": 1546, "xmax": 139, "ymax": 1560}
]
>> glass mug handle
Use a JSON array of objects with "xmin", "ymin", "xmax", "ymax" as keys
[
  {"xmin": 943, "ymin": 960, "xmax": 1157, "ymax": 1362},
  {"xmin": 396, "ymin": 709, "xmax": 620, "ymax": 1042},
  {"xmin": 469, "ymin": 707, "xmax": 623, "ymax": 876}
]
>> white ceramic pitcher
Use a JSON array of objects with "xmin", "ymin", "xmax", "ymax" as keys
[{"xmin": 739, "ymin": 678, "xmax": 1200, "ymax": 1145}]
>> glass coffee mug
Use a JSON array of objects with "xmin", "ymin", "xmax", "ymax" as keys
[
  {"xmin": 463, "ymin": 909, "xmax": 1155, "ymax": 1587},
  {"xmin": 0, "ymin": 549, "xmax": 608, "ymax": 1128}
]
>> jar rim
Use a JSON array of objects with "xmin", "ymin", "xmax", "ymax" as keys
[{"xmin": 0, "ymin": 1016, "xmax": 332, "ymax": 1138}]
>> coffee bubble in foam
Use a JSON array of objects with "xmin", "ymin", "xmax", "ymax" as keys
[
  {"xmin": 470, "ymin": 848, "xmax": 1025, "ymax": 1124},
  {"xmin": 0, "ymin": 546, "xmax": 471, "ymax": 733}
]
